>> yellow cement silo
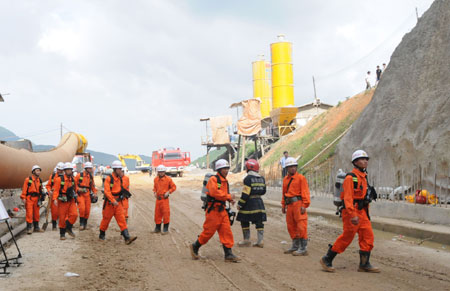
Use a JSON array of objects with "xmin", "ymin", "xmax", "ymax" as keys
[
  {"xmin": 271, "ymin": 34, "xmax": 294, "ymax": 108},
  {"xmin": 252, "ymin": 55, "xmax": 272, "ymax": 118}
]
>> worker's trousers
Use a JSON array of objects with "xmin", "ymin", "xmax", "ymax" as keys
[
  {"xmin": 100, "ymin": 202, "xmax": 128, "ymax": 232},
  {"xmin": 286, "ymin": 201, "xmax": 308, "ymax": 239},
  {"xmin": 332, "ymin": 208, "xmax": 374, "ymax": 253},
  {"xmin": 198, "ymin": 208, "xmax": 234, "ymax": 248},
  {"xmin": 58, "ymin": 200, "xmax": 78, "ymax": 228}
]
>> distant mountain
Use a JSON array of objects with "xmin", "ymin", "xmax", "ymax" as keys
[
  {"xmin": 0, "ymin": 126, "xmax": 20, "ymax": 141},
  {"xmin": 0, "ymin": 126, "xmax": 151, "ymax": 170}
]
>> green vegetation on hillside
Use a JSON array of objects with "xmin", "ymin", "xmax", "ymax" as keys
[
  {"xmin": 191, "ymin": 148, "xmax": 227, "ymax": 166},
  {"xmin": 261, "ymin": 89, "xmax": 374, "ymax": 173}
]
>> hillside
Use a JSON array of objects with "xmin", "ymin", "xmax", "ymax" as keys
[
  {"xmin": 260, "ymin": 88, "xmax": 374, "ymax": 176},
  {"xmin": 334, "ymin": 0, "xmax": 450, "ymax": 187}
]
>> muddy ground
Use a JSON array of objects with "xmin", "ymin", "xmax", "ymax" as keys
[{"xmin": 2, "ymin": 171, "xmax": 450, "ymax": 291}]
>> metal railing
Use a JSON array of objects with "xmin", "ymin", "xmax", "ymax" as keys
[{"xmin": 261, "ymin": 160, "xmax": 450, "ymax": 207}]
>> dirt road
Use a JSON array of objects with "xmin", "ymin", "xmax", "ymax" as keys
[{"xmin": 3, "ymin": 172, "xmax": 450, "ymax": 290}]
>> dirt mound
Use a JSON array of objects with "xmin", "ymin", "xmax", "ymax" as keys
[{"xmin": 334, "ymin": 0, "xmax": 450, "ymax": 186}]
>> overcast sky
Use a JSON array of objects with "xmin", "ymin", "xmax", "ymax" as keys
[{"xmin": 0, "ymin": 0, "xmax": 434, "ymax": 159}]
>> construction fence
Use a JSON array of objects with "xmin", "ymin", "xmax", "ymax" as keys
[{"xmin": 261, "ymin": 159, "xmax": 450, "ymax": 208}]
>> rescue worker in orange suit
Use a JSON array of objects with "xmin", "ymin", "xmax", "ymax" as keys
[
  {"xmin": 320, "ymin": 150, "xmax": 380, "ymax": 273},
  {"xmin": 119, "ymin": 168, "xmax": 130, "ymax": 223},
  {"xmin": 99, "ymin": 160, "xmax": 137, "ymax": 244},
  {"xmin": 236, "ymin": 159, "xmax": 267, "ymax": 248},
  {"xmin": 190, "ymin": 159, "xmax": 240, "ymax": 262},
  {"xmin": 21, "ymin": 165, "xmax": 46, "ymax": 234},
  {"xmin": 46, "ymin": 162, "xmax": 65, "ymax": 230},
  {"xmin": 75, "ymin": 162, "xmax": 98, "ymax": 230},
  {"xmin": 282, "ymin": 157, "xmax": 311, "ymax": 256},
  {"xmin": 53, "ymin": 162, "xmax": 79, "ymax": 240},
  {"xmin": 152, "ymin": 165, "xmax": 176, "ymax": 234}
]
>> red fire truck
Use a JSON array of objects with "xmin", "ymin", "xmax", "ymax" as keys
[{"xmin": 152, "ymin": 147, "xmax": 191, "ymax": 177}]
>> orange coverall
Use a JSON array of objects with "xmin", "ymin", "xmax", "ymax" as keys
[
  {"xmin": 282, "ymin": 172, "xmax": 311, "ymax": 239},
  {"xmin": 198, "ymin": 175, "xmax": 234, "ymax": 248},
  {"xmin": 45, "ymin": 173, "xmax": 60, "ymax": 221},
  {"xmin": 21, "ymin": 176, "xmax": 43, "ymax": 224},
  {"xmin": 53, "ymin": 175, "xmax": 79, "ymax": 229},
  {"xmin": 332, "ymin": 168, "xmax": 374, "ymax": 253},
  {"xmin": 99, "ymin": 173, "xmax": 128, "ymax": 232},
  {"xmin": 153, "ymin": 175, "xmax": 176, "ymax": 224},
  {"xmin": 121, "ymin": 175, "xmax": 130, "ymax": 219},
  {"xmin": 75, "ymin": 171, "xmax": 97, "ymax": 220}
]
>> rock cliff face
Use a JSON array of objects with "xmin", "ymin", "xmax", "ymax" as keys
[{"xmin": 335, "ymin": 0, "xmax": 450, "ymax": 187}]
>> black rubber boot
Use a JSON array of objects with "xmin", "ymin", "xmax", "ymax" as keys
[
  {"xmin": 80, "ymin": 218, "xmax": 86, "ymax": 231},
  {"xmin": 99, "ymin": 230, "xmax": 106, "ymax": 241},
  {"xmin": 284, "ymin": 238, "xmax": 300, "ymax": 254},
  {"xmin": 52, "ymin": 220, "xmax": 57, "ymax": 231},
  {"xmin": 358, "ymin": 251, "xmax": 380, "ymax": 273},
  {"xmin": 66, "ymin": 220, "xmax": 76, "ymax": 238},
  {"xmin": 190, "ymin": 240, "xmax": 202, "ymax": 260},
  {"xmin": 26, "ymin": 223, "xmax": 33, "ymax": 235},
  {"xmin": 60, "ymin": 228, "xmax": 66, "ymax": 240},
  {"xmin": 320, "ymin": 244, "xmax": 338, "ymax": 272},
  {"xmin": 122, "ymin": 229, "xmax": 137, "ymax": 245},
  {"xmin": 223, "ymin": 246, "xmax": 241, "ymax": 262},
  {"xmin": 162, "ymin": 223, "xmax": 170, "ymax": 235},
  {"xmin": 33, "ymin": 221, "xmax": 44, "ymax": 232},
  {"xmin": 152, "ymin": 224, "xmax": 161, "ymax": 233}
]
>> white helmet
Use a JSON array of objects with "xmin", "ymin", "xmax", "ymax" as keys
[
  {"xmin": 215, "ymin": 159, "xmax": 230, "ymax": 171},
  {"xmin": 111, "ymin": 160, "xmax": 123, "ymax": 169},
  {"xmin": 156, "ymin": 165, "xmax": 166, "ymax": 172},
  {"xmin": 56, "ymin": 162, "xmax": 65, "ymax": 170},
  {"xmin": 31, "ymin": 165, "xmax": 41, "ymax": 172},
  {"xmin": 84, "ymin": 162, "xmax": 93, "ymax": 169},
  {"xmin": 351, "ymin": 150, "xmax": 369, "ymax": 162},
  {"xmin": 63, "ymin": 162, "xmax": 73, "ymax": 170},
  {"xmin": 285, "ymin": 157, "xmax": 298, "ymax": 167}
]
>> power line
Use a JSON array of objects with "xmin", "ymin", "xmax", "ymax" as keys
[{"xmin": 314, "ymin": 12, "xmax": 416, "ymax": 82}]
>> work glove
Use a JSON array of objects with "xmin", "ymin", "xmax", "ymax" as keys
[{"xmin": 164, "ymin": 193, "xmax": 169, "ymax": 199}]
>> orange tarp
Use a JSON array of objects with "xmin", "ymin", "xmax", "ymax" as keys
[
  {"xmin": 210, "ymin": 115, "xmax": 232, "ymax": 145},
  {"xmin": 237, "ymin": 99, "xmax": 262, "ymax": 136}
]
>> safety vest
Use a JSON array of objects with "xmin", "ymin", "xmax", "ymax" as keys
[{"xmin": 26, "ymin": 176, "xmax": 43, "ymax": 196}]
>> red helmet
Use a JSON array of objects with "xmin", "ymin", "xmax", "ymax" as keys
[{"xmin": 245, "ymin": 159, "xmax": 259, "ymax": 172}]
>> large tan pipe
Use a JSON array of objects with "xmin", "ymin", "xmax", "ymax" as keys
[{"xmin": 0, "ymin": 132, "xmax": 80, "ymax": 189}]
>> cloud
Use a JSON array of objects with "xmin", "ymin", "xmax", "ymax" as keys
[{"xmin": 0, "ymin": 0, "xmax": 434, "ymax": 160}]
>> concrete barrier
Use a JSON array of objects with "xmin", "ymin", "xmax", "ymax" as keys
[{"xmin": 265, "ymin": 187, "xmax": 450, "ymax": 225}]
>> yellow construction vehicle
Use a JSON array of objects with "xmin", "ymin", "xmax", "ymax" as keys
[{"xmin": 117, "ymin": 154, "xmax": 151, "ymax": 173}]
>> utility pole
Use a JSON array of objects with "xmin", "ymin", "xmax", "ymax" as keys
[
  {"xmin": 415, "ymin": 7, "xmax": 419, "ymax": 22},
  {"xmin": 60, "ymin": 123, "xmax": 63, "ymax": 139},
  {"xmin": 312, "ymin": 76, "xmax": 318, "ymax": 103}
]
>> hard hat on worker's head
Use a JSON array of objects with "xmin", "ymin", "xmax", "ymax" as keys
[
  {"xmin": 84, "ymin": 162, "xmax": 93, "ymax": 169},
  {"xmin": 56, "ymin": 162, "xmax": 64, "ymax": 170},
  {"xmin": 156, "ymin": 165, "xmax": 167, "ymax": 172},
  {"xmin": 215, "ymin": 159, "xmax": 230, "ymax": 171},
  {"xmin": 285, "ymin": 157, "xmax": 298, "ymax": 167},
  {"xmin": 245, "ymin": 159, "xmax": 260, "ymax": 172},
  {"xmin": 63, "ymin": 162, "xmax": 73, "ymax": 170},
  {"xmin": 31, "ymin": 165, "xmax": 41, "ymax": 173},
  {"xmin": 351, "ymin": 150, "xmax": 369, "ymax": 163},
  {"xmin": 111, "ymin": 160, "xmax": 122, "ymax": 169}
]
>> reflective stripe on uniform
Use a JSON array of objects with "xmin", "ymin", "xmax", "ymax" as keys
[{"xmin": 238, "ymin": 209, "xmax": 266, "ymax": 214}]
